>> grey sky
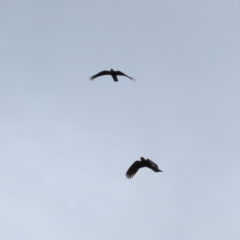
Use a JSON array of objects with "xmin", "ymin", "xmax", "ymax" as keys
[{"xmin": 1, "ymin": 1, "xmax": 240, "ymax": 239}]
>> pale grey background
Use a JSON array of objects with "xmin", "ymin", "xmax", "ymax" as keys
[{"xmin": 1, "ymin": 1, "xmax": 240, "ymax": 239}]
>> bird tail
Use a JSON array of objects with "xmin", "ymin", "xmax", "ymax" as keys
[{"xmin": 112, "ymin": 75, "xmax": 118, "ymax": 82}]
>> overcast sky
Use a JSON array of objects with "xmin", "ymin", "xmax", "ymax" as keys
[{"xmin": 1, "ymin": 1, "xmax": 240, "ymax": 240}]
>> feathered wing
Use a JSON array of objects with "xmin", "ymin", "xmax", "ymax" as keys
[
  {"xmin": 115, "ymin": 71, "xmax": 134, "ymax": 81},
  {"xmin": 90, "ymin": 70, "xmax": 111, "ymax": 80},
  {"xmin": 147, "ymin": 159, "xmax": 162, "ymax": 172},
  {"xmin": 126, "ymin": 161, "xmax": 142, "ymax": 179}
]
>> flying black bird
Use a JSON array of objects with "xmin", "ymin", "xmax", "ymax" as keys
[
  {"xmin": 126, "ymin": 157, "xmax": 162, "ymax": 179},
  {"xmin": 90, "ymin": 69, "xmax": 134, "ymax": 82}
]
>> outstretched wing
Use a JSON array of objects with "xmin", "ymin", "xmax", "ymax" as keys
[
  {"xmin": 90, "ymin": 70, "xmax": 111, "ymax": 80},
  {"xmin": 147, "ymin": 159, "xmax": 162, "ymax": 172},
  {"xmin": 126, "ymin": 161, "xmax": 142, "ymax": 179},
  {"xmin": 115, "ymin": 71, "xmax": 134, "ymax": 81}
]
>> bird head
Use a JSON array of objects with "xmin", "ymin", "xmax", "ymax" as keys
[{"xmin": 140, "ymin": 157, "xmax": 146, "ymax": 161}]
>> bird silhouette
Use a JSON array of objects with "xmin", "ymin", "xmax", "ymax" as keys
[
  {"xmin": 90, "ymin": 69, "xmax": 134, "ymax": 82},
  {"xmin": 126, "ymin": 157, "xmax": 162, "ymax": 179}
]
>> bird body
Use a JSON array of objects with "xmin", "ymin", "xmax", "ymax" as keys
[
  {"xmin": 126, "ymin": 157, "xmax": 162, "ymax": 179},
  {"xmin": 90, "ymin": 69, "xmax": 134, "ymax": 82}
]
